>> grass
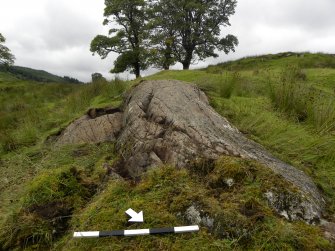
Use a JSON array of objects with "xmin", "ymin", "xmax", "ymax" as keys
[
  {"xmin": 0, "ymin": 77, "xmax": 128, "ymax": 154},
  {"xmin": 56, "ymin": 160, "xmax": 330, "ymax": 250},
  {"xmin": 0, "ymin": 73, "xmax": 128, "ymax": 249},
  {"xmin": 0, "ymin": 52, "xmax": 335, "ymax": 250},
  {"xmin": 0, "ymin": 142, "xmax": 118, "ymax": 250},
  {"xmin": 206, "ymin": 52, "xmax": 335, "ymax": 72},
  {"xmin": 1, "ymin": 166, "xmax": 94, "ymax": 248},
  {"xmin": 267, "ymin": 65, "xmax": 335, "ymax": 133},
  {"xmin": 0, "ymin": 65, "xmax": 81, "ymax": 83}
]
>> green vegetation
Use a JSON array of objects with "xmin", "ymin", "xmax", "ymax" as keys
[
  {"xmin": 207, "ymin": 52, "xmax": 335, "ymax": 72},
  {"xmin": 0, "ymin": 72, "xmax": 128, "ymax": 248},
  {"xmin": 0, "ymin": 52, "xmax": 335, "ymax": 250},
  {"xmin": 0, "ymin": 73, "xmax": 127, "ymax": 154},
  {"xmin": 58, "ymin": 160, "xmax": 330, "ymax": 250},
  {"xmin": 148, "ymin": 0, "xmax": 238, "ymax": 70},
  {"xmin": 91, "ymin": 0, "xmax": 238, "ymax": 78},
  {"xmin": 0, "ymin": 33, "xmax": 15, "ymax": 66},
  {"xmin": 0, "ymin": 142, "xmax": 118, "ymax": 250},
  {"xmin": 0, "ymin": 65, "xmax": 82, "ymax": 83},
  {"xmin": 91, "ymin": 0, "xmax": 149, "ymax": 78},
  {"xmin": 146, "ymin": 52, "xmax": 335, "ymax": 215}
]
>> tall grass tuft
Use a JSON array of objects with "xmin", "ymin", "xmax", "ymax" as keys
[
  {"xmin": 269, "ymin": 65, "xmax": 309, "ymax": 122},
  {"xmin": 268, "ymin": 65, "xmax": 335, "ymax": 133},
  {"xmin": 219, "ymin": 72, "xmax": 239, "ymax": 99},
  {"xmin": 195, "ymin": 72, "xmax": 240, "ymax": 99}
]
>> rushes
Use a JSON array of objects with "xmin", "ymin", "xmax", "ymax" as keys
[
  {"xmin": 268, "ymin": 65, "xmax": 335, "ymax": 134},
  {"xmin": 268, "ymin": 66, "xmax": 308, "ymax": 121},
  {"xmin": 219, "ymin": 72, "xmax": 239, "ymax": 99},
  {"xmin": 195, "ymin": 71, "xmax": 241, "ymax": 99}
]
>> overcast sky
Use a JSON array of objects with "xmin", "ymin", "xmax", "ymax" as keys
[{"xmin": 0, "ymin": 0, "xmax": 334, "ymax": 82}]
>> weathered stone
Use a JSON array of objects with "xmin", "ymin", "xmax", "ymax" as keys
[
  {"xmin": 56, "ymin": 80, "xmax": 325, "ymax": 223},
  {"xmin": 225, "ymin": 178, "xmax": 235, "ymax": 187},
  {"xmin": 264, "ymin": 190, "xmax": 320, "ymax": 224},
  {"xmin": 56, "ymin": 112, "xmax": 122, "ymax": 145},
  {"xmin": 184, "ymin": 205, "xmax": 214, "ymax": 229},
  {"xmin": 116, "ymin": 80, "xmax": 324, "ymax": 222},
  {"xmin": 321, "ymin": 220, "xmax": 335, "ymax": 242}
]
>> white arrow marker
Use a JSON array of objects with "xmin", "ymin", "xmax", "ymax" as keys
[{"xmin": 125, "ymin": 208, "xmax": 144, "ymax": 223}]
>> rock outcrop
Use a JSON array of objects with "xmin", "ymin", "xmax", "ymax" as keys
[
  {"xmin": 56, "ymin": 80, "xmax": 325, "ymax": 223},
  {"xmin": 56, "ymin": 110, "xmax": 122, "ymax": 145}
]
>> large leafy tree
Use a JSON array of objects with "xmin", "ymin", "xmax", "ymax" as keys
[
  {"xmin": 147, "ymin": 0, "xmax": 177, "ymax": 70},
  {"xmin": 0, "ymin": 33, "xmax": 15, "ymax": 66},
  {"xmin": 90, "ymin": 0, "xmax": 149, "ymax": 78},
  {"xmin": 153, "ymin": 0, "xmax": 238, "ymax": 69}
]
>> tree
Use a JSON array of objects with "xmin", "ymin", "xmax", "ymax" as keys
[
  {"xmin": 147, "ymin": 0, "xmax": 177, "ymax": 70},
  {"xmin": 147, "ymin": 30, "xmax": 176, "ymax": 70},
  {"xmin": 90, "ymin": 0, "xmax": 149, "ymax": 78},
  {"xmin": 63, "ymin": 76, "xmax": 81, "ymax": 84},
  {"xmin": 153, "ymin": 0, "xmax": 238, "ymax": 70},
  {"xmin": 0, "ymin": 33, "xmax": 15, "ymax": 66},
  {"xmin": 91, "ymin": 72, "xmax": 106, "ymax": 82}
]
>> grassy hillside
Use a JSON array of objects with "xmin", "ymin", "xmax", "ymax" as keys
[
  {"xmin": 0, "ymin": 65, "xmax": 82, "ymax": 84},
  {"xmin": 0, "ymin": 53, "xmax": 334, "ymax": 250},
  {"xmin": 207, "ymin": 52, "xmax": 335, "ymax": 72}
]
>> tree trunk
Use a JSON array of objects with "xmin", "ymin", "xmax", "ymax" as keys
[
  {"xmin": 134, "ymin": 63, "xmax": 141, "ymax": 79},
  {"xmin": 163, "ymin": 45, "xmax": 172, "ymax": 70},
  {"xmin": 182, "ymin": 49, "xmax": 193, "ymax": 70},
  {"xmin": 182, "ymin": 62, "xmax": 190, "ymax": 70},
  {"xmin": 163, "ymin": 59, "xmax": 170, "ymax": 70}
]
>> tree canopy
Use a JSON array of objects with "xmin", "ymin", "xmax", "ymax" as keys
[
  {"xmin": 91, "ymin": 0, "xmax": 238, "ymax": 77},
  {"xmin": 91, "ymin": 72, "xmax": 106, "ymax": 82},
  {"xmin": 90, "ymin": 0, "xmax": 149, "ymax": 78},
  {"xmin": 0, "ymin": 33, "xmax": 15, "ymax": 66},
  {"xmin": 152, "ymin": 0, "xmax": 238, "ymax": 69}
]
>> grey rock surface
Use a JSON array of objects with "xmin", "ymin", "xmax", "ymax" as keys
[
  {"xmin": 116, "ymin": 80, "xmax": 324, "ymax": 222},
  {"xmin": 56, "ymin": 112, "xmax": 122, "ymax": 145},
  {"xmin": 57, "ymin": 80, "xmax": 325, "ymax": 223},
  {"xmin": 321, "ymin": 220, "xmax": 335, "ymax": 242},
  {"xmin": 184, "ymin": 205, "xmax": 214, "ymax": 229},
  {"xmin": 264, "ymin": 190, "xmax": 321, "ymax": 223}
]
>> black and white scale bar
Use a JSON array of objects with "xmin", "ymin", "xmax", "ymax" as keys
[{"xmin": 73, "ymin": 225, "xmax": 199, "ymax": 238}]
